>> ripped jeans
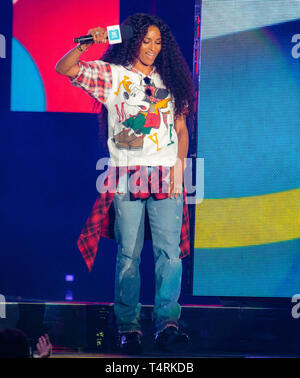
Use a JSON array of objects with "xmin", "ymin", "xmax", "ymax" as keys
[{"xmin": 113, "ymin": 170, "xmax": 183, "ymax": 334}]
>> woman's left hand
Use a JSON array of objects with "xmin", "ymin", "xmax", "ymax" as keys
[{"xmin": 169, "ymin": 158, "xmax": 185, "ymax": 199}]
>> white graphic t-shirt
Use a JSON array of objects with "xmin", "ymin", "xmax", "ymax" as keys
[{"xmin": 71, "ymin": 60, "xmax": 178, "ymax": 167}]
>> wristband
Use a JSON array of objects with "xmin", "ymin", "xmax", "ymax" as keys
[{"xmin": 77, "ymin": 44, "xmax": 86, "ymax": 52}]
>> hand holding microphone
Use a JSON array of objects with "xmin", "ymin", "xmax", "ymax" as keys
[
  {"xmin": 57, "ymin": 25, "xmax": 126, "ymax": 75},
  {"xmin": 75, "ymin": 27, "xmax": 108, "ymax": 52},
  {"xmin": 86, "ymin": 27, "xmax": 108, "ymax": 44},
  {"xmin": 74, "ymin": 25, "xmax": 133, "ymax": 49},
  {"xmin": 55, "ymin": 25, "xmax": 133, "ymax": 75}
]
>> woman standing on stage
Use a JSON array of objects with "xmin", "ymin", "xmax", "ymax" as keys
[{"xmin": 56, "ymin": 13, "xmax": 194, "ymax": 354}]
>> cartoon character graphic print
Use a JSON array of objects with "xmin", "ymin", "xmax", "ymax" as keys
[{"xmin": 112, "ymin": 75, "xmax": 175, "ymax": 151}]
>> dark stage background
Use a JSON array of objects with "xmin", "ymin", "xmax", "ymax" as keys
[{"xmin": 0, "ymin": 0, "xmax": 210, "ymax": 304}]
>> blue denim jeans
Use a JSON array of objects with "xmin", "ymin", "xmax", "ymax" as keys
[{"xmin": 113, "ymin": 171, "xmax": 183, "ymax": 333}]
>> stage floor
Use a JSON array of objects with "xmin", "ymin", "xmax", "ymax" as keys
[{"xmin": 1, "ymin": 301, "xmax": 300, "ymax": 358}]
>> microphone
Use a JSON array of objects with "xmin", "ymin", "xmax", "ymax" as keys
[{"xmin": 74, "ymin": 25, "xmax": 133, "ymax": 45}]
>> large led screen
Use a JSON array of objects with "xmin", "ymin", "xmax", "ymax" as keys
[
  {"xmin": 193, "ymin": 0, "xmax": 300, "ymax": 298},
  {"xmin": 11, "ymin": 0, "xmax": 119, "ymax": 112}
]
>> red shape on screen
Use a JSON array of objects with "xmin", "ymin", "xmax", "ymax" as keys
[{"xmin": 13, "ymin": 0, "xmax": 120, "ymax": 113}]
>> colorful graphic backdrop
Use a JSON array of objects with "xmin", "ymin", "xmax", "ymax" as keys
[
  {"xmin": 193, "ymin": 1, "xmax": 300, "ymax": 298},
  {"xmin": 11, "ymin": 0, "xmax": 119, "ymax": 112}
]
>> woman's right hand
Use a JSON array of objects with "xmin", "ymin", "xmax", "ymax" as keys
[
  {"xmin": 79, "ymin": 27, "xmax": 108, "ymax": 51},
  {"xmin": 87, "ymin": 26, "xmax": 108, "ymax": 44},
  {"xmin": 55, "ymin": 26, "xmax": 108, "ymax": 77}
]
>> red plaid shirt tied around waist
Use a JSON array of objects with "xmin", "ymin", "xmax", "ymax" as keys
[{"xmin": 77, "ymin": 166, "xmax": 190, "ymax": 272}]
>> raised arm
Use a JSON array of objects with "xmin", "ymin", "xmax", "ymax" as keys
[{"xmin": 55, "ymin": 27, "xmax": 108, "ymax": 77}]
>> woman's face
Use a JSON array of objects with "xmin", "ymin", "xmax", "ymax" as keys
[{"xmin": 137, "ymin": 25, "xmax": 162, "ymax": 68}]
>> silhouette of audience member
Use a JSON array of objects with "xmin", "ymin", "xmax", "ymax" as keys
[
  {"xmin": 0, "ymin": 328, "xmax": 30, "ymax": 358},
  {"xmin": 0, "ymin": 328, "xmax": 52, "ymax": 358}
]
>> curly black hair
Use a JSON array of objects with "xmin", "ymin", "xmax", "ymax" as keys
[{"xmin": 101, "ymin": 13, "xmax": 194, "ymax": 118}]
